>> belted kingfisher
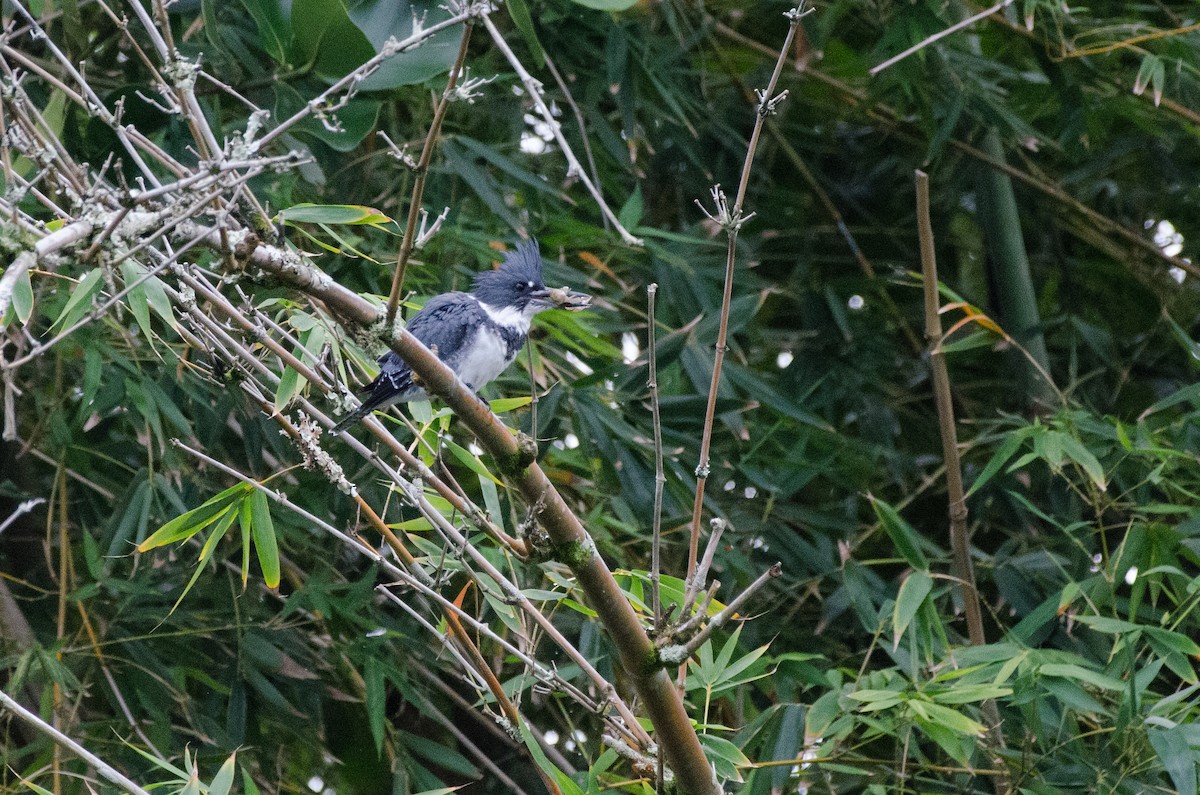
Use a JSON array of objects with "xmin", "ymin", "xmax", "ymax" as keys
[{"xmin": 333, "ymin": 240, "xmax": 591, "ymax": 432}]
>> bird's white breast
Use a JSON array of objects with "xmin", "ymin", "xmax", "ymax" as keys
[
  {"xmin": 454, "ymin": 297, "xmax": 536, "ymax": 391},
  {"xmin": 456, "ymin": 325, "xmax": 513, "ymax": 391}
]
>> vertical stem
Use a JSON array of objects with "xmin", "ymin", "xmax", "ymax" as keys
[
  {"xmin": 53, "ymin": 464, "xmax": 69, "ymax": 795},
  {"xmin": 647, "ymin": 284, "xmax": 664, "ymax": 627},
  {"xmin": 916, "ymin": 171, "xmax": 1008, "ymax": 790},
  {"xmin": 687, "ymin": 6, "xmax": 806, "ymax": 584},
  {"xmin": 915, "ymin": 170, "xmax": 984, "ymax": 645},
  {"xmin": 527, "ymin": 338, "xmax": 538, "ymax": 438},
  {"xmin": 385, "ymin": 22, "xmax": 474, "ymax": 327}
]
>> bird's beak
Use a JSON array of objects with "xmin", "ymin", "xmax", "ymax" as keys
[{"xmin": 533, "ymin": 286, "xmax": 592, "ymax": 311}]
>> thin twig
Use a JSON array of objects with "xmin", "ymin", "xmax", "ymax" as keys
[
  {"xmin": 870, "ymin": 0, "xmax": 1014, "ymax": 76},
  {"xmin": 647, "ymin": 284, "xmax": 665, "ymax": 628},
  {"xmin": 385, "ymin": 21, "xmax": 476, "ymax": 326},
  {"xmin": 669, "ymin": 563, "xmax": 781, "ymax": 661},
  {"xmin": 687, "ymin": 3, "xmax": 809, "ymax": 604},
  {"xmin": 255, "ymin": 11, "xmax": 474, "ymax": 151},
  {"xmin": 543, "ymin": 53, "xmax": 606, "ymax": 230},
  {"xmin": 0, "ymin": 689, "xmax": 153, "ymax": 795},
  {"xmin": 682, "ymin": 517, "xmax": 726, "ymax": 618},
  {"xmin": 480, "ymin": 13, "xmax": 642, "ymax": 246},
  {"xmin": 0, "ymin": 498, "xmax": 44, "ymax": 535}
]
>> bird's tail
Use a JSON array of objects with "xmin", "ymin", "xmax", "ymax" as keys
[{"xmin": 330, "ymin": 403, "xmax": 374, "ymax": 434}]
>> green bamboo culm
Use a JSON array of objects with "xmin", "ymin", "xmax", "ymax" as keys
[{"xmin": 976, "ymin": 129, "xmax": 1056, "ymax": 410}]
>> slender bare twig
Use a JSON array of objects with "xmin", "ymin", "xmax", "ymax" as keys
[
  {"xmin": 480, "ymin": 14, "xmax": 642, "ymax": 246},
  {"xmin": 686, "ymin": 5, "xmax": 809, "ymax": 589},
  {"xmin": 385, "ymin": 22, "xmax": 475, "ymax": 326},
  {"xmin": 255, "ymin": 11, "xmax": 474, "ymax": 151},
  {"xmin": 0, "ymin": 689, "xmax": 154, "ymax": 795},
  {"xmin": 662, "ymin": 563, "xmax": 782, "ymax": 662},
  {"xmin": 647, "ymin": 284, "xmax": 664, "ymax": 628},
  {"xmin": 681, "ymin": 517, "xmax": 726, "ymax": 618},
  {"xmin": 406, "ymin": 668, "xmax": 533, "ymax": 795},
  {"xmin": 871, "ymin": 0, "xmax": 1015, "ymax": 75},
  {"xmin": 0, "ymin": 498, "xmax": 45, "ymax": 536},
  {"xmin": 543, "ymin": 53, "xmax": 605, "ymax": 229}
]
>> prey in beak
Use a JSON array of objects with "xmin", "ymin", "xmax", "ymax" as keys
[{"xmin": 541, "ymin": 285, "xmax": 592, "ymax": 311}]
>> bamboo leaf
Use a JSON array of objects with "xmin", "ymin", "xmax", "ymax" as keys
[
  {"xmin": 277, "ymin": 203, "xmax": 393, "ymax": 226},
  {"xmin": 246, "ymin": 489, "xmax": 281, "ymax": 588},
  {"xmin": 119, "ymin": 261, "xmax": 155, "ymax": 347},
  {"xmin": 505, "ymin": 0, "xmax": 545, "ymax": 66},
  {"xmin": 444, "ymin": 438, "xmax": 504, "ymax": 486},
  {"xmin": 892, "ymin": 570, "xmax": 933, "ymax": 650},
  {"xmin": 51, "ymin": 268, "xmax": 104, "ymax": 331},
  {"xmin": 207, "ymin": 752, "xmax": 237, "ymax": 795},
  {"xmin": 138, "ymin": 484, "xmax": 251, "ymax": 551},
  {"xmin": 167, "ymin": 507, "xmax": 239, "ymax": 617},
  {"xmin": 11, "ymin": 266, "xmax": 33, "ymax": 325},
  {"xmin": 871, "ymin": 495, "xmax": 929, "ymax": 570},
  {"xmin": 364, "ymin": 655, "xmax": 387, "ymax": 755}
]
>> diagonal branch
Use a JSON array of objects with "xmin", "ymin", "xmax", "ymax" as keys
[{"xmin": 245, "ymin": 244, "xmax": 718, "ymax": 795}]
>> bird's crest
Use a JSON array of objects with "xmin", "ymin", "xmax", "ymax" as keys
[{"xmin": 474, "ymin": 239, "xmax": 544, "ymax": 292}]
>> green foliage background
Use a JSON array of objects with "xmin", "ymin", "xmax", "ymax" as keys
[{"xmin": 2, "ymin": 0, "xmax": 1200, "ymax": 793}]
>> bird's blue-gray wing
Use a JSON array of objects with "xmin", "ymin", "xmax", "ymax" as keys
[
  {"xmin": 404, "ymin": 292, "xmax": 484, "ymax": 361},
  {"xmin": 332, "ymin": 294, "xmax": 483, "ymax": 432}
]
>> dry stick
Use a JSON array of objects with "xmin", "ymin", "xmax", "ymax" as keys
[
  {"xmin": 681, "ymin": 518, "xmax": 726, "ymax": 616},
  {"xmin": 543, "ymin": 53, "xmax": 603, "ymax": 226},
  {"xmin": 406, "ymin": 667, "xmax": 535, "ymax": 795},
  {"xmin": 0, "ymin": 19, "xmax": 184, "ymax": 183},
  {"xmin": 0, "ymin": 220, "xmax": 94, "ymax": 321},
  {"xmin": 481, "ymin": 14, "xmax": 642, "ymax": 246},
  {"xmin": 255, "ymin": 11, "xmax": 474, "ymax": 151},
  {"xmin": 648, "ymin": 284, "xmax": 664, "ymax": 628},
  {"xmin": 410, "ymin": 690, "xmax": 532, "ymax": 795},
  {"xmin": 672, "ymin": 563, "xmax": 781, "ymax": 660},
  {"xmin": 686, "ymin": 4, "xmax": 808, "ymax": 591},
  {"xmin": 647, "ymin": 283, "xmax": 666, "ymax": 793},
  {"xmin": 870, "ymin": 0, "xmax": 1014, "ymax": 75},
  {"xmin": 0, "ymin": 690, "xmax": 154, "ymax": 795},
  {"xmin": 385, "ymin": 22, "xmax": 475, "ymax": 326},
  {"xmin": 914, "ymin": 171, "xmax": 985, "ymax": 649},
  {"xmin": 914, "ymin": 171, "xmax": 1008, "ymax": 787},
  {"xmin": 378, "ymin": 581, "xmax": 600, "ymax": 715}
]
